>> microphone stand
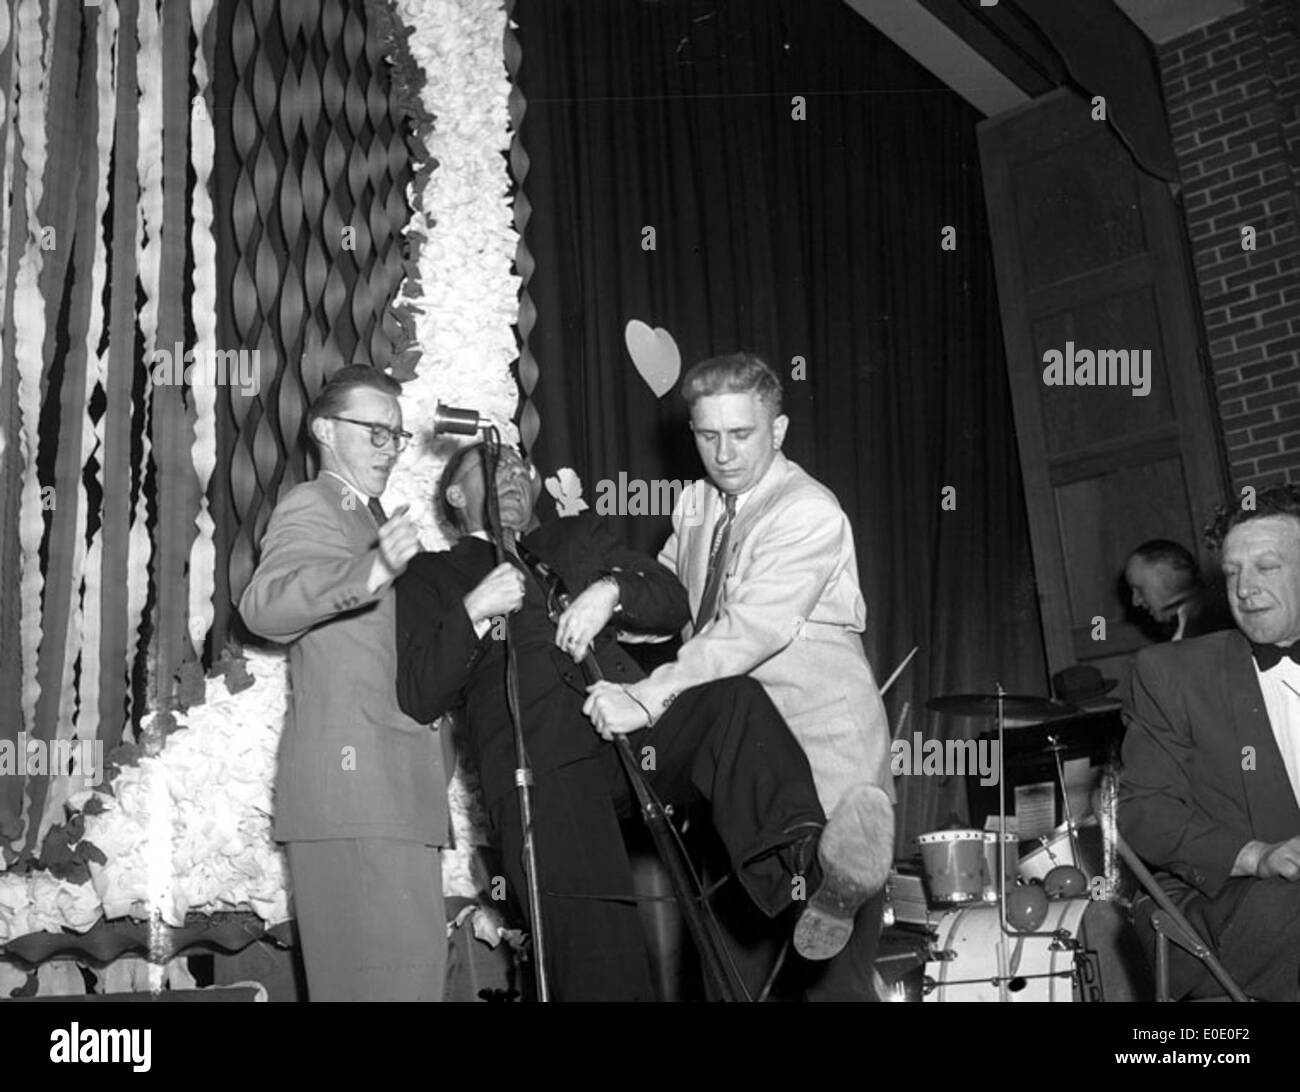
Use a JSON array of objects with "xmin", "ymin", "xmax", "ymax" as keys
[{"xmin": 480, "ymin": 427, "xmax": 551, "ymax": 1003}]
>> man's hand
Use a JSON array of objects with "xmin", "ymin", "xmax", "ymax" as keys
[
  {"xmin": 1257, "ymin": 835, "xmax": 1300, "ymax": 880},
  {"xmin": 463, "ymin": 563, "xmax": 526, "ymax": 626},
  {"xmin": 555, "ymin": 578, "xmax": 619, "ymax": 661},
  {"xmin": 582, "ymin": 680, "xmax": 649, "ymax": 740},
  {"xmin": 368, "ymin": 505, "xmax": 419, "ymax": 591}
]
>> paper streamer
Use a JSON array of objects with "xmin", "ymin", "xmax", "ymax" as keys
[
  {"xmin": 0, "ymin": 0, "xmax": 13, "ymax": 473},
  {"xmin": 125, "ymin": 0, "xmax": 163, "ymax": 730},
  {"xmin": 13, "ymin": 0, "xmax": 51, "ymax": 848},
  {"xmin": 187, "ymin": 0, "xmax": 218, "ymax": 660},
  {"xmin": 78, "ymin": 0, "xmax": 122, "ymax": 781},
  {"xmin": 39, "ymin": 2, "xmax": 120, "ymax": 849}
]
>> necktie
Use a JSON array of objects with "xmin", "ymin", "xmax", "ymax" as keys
[
  {"xmin": 1251, "ymin": 642, "xmax": 1300, "ymax": 671},
  {"xmin": 694, "ymin": 492, "xmax": 736, "ymax": 630},
  {"xmin": 367, "ymin": 497, "xmax": 387, "ymax": 525}
]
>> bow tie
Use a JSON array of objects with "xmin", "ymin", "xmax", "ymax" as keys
[{"xmin": 1252, "ymin": 642, "xmax": 1300, "ymax": 671}]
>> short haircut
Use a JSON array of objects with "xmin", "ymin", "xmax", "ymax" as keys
[
  {"xmin": 1205, "ymin": 483, "xmax": 1300, "ymax": 553},
  {"xmin": 680, "ymin": 352, "xmax": 783, "ymax": 416},
  {"xmin": 306, "ymin": 364, "xmax": 402, "ymax": 442},
  {"xmin": 437, "ymin": 442, "xmax": 485, "ymax": 535},
  {"xmin": 1129, "ymin": 539, "xmax": 1201, "ymax": 589}
]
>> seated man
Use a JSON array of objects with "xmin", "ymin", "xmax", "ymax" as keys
[
  {"xmin": 1119, "ymin": 485, "xmax": 1300, "ymax": 1000},
  {"xmin": 1123, "ymin": 538, "xmax": 1230, "ymax": 642},
  {"xmin": 394, "ymin": 443, "xmax": 885, "ymax": 1002}
]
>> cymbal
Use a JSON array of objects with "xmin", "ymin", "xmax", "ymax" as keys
[{"xmin": 925, "ymin": 693, "xmax": 1075, "ymax": 719}]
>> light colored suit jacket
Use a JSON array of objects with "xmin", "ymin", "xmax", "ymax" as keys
[
  {"xmin": 626, "ymin": 453, "xmax": 893, "ymax": 814},
  {"xmin": 239, "ymin": 476, "xmax": 448, "ymax": 845}
]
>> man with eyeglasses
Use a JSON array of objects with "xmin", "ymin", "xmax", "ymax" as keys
[{"xmin": 240, "ymin": 364, "xmax": 449, "ymax": 1002}]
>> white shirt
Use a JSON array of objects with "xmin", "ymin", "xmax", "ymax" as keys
[{"xmin": 1254, "ymin": 657, "xmax": 1300, "ymax": 809}]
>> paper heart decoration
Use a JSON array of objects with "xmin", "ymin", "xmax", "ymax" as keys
[{"xmin": 625, "ymin": 319, "xmax": 682, "ymax": 399}]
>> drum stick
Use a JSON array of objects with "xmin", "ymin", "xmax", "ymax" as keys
[
  {"xmin": 881, "ymin": 646, "xmax": 918, "ymax": 696},
  {"xmin": 890, "ymin": 700, "xmax": 912, "ymax": 744}
]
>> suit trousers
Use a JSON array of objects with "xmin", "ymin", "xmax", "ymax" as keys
[
  {"xmin": 286, "ymin": 838, "xmax": 446, "ymax": 1002},
  {"xmin": 1143, "ymin": 876, "xmax": 1300, "ymax": 1001},
  {"xmin": 490, "ymin": 675, "xmax": 826, "ymax": 1001}
]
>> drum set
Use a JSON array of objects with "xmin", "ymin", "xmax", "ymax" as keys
[{"xmin": 883, "ymin": 690, "xmax": 1128, "ymax": 1003}]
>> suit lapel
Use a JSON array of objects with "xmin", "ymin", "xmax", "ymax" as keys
[{"xmin": 1224, "ymin": 631, "xmax": 1300, "ymax": 835}]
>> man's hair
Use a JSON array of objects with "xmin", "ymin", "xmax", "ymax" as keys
[
  {"xmin": 679, "ymin": 352, "xmax": 783, "ymax": 416},
  {"xmin": 1129, "ymin": 539, "xmax": 1201, "ymax": 589},
  {"xmin": 306, "ymin": 364, "xmax": 402, "ymax": 442},
  {"xmin": 1204, "ymin": 483, "xmax": 1300, "ymax": 553},
  {"xmin": 437, "ymin": 442, "xmax": 485, "ymax": 535}
]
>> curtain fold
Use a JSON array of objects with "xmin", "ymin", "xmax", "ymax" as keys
[{"xmin": 516, "ymin": 0, "xmax": 1049, "ymax": 845}]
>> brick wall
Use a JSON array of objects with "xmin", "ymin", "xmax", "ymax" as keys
[{"xmin": 1159, "ymin": 0, "xmax": 1300, "ymax": 487}]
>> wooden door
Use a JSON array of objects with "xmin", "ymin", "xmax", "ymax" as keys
[{"xmin": 978, "ymin": 89, "xmax": 1228, "ymax": 683}]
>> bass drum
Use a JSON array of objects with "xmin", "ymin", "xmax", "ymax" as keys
[{"xmin": 924, "ymin": 899, "xmax": 1098, "ymax": 1002}]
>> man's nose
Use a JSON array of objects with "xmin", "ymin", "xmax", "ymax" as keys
[{"xmin": 716, "ymin": 439, "xmax": 734, "ymax": 463}]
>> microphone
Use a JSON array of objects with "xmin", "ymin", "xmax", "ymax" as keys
[{"xmin": 431, "ymin": 401, "xmax": 489, "ymax": 436}]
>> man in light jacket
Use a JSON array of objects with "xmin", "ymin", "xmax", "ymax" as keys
[{"xmin": 583, "ymin": 352, "xmax": 894, "ymax": 1000}]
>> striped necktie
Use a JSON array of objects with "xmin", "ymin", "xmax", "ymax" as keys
[{"xmin": 694, "ymin": 492, "xmax": 736, "ymax": 630}]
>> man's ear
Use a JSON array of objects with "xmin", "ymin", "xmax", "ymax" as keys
[
  {"xmin": 310, "ymin": 416, "xmax": 332, "ymax": 449},
  {"xmin": 446, "ymin": 483, "xmax": 467, "ymax": 511},
  {"xmin": 772, "ymin": 413, "xmax": 790, "ymax": 450}
]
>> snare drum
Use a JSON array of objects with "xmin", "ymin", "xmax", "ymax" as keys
[
  {"xmin": 917, "ymin": 830, "xmax": 985, "ymax": 906},
  {"xmin": 923, "ymin": 899, "xmax": 1090, "ymax": 1002},
  {"xmin": 1017, "ymin": 816, "xmax": 1102, "ymax": 883}
]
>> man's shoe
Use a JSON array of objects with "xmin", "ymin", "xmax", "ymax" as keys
[{"xmin": 793, "ymin": 784, "xmax": 894, "ymax": 961}]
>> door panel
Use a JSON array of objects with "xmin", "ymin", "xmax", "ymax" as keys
[{"xmin": 979, "ymin": 89, "xmax": 1228, "ymax": 679}]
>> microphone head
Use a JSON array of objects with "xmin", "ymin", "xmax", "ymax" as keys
[{"xmin": 432, "ymin": 401, "xmax": 484, "ymax": 436}]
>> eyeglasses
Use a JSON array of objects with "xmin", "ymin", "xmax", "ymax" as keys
[{"xmin": 329, "ymin": 416, "xmax": 413, "ymax": 452}]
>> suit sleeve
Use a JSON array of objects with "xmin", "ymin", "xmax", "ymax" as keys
[
  {"xmin": 238, "ymin": 490, "xmax": 380, "ymax": 645},
  {"xmin": 1118, "ymin": 652, "xmax": 1248, "ymax": 898},
  {"xmin": 395, "ymin": 557, "xmax": 489, "ymax": 724},
  {"xmin": 585, "ymin": 520, "xmax": 690, "ymax": 633},
  {"xmin": 626, "ymin": 494, "xmax": 852, "ymax": 717}
]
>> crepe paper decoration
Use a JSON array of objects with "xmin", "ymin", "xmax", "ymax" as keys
[
  {"xmin": 625, "ymin": 319, "xmax": 683, "ymax": 399},
  {"xmin": 188, "ymin": 0, "xmax": 219, "ymax": 664},
  {"xmin": 30, "ymin": 1, "xmax": 107, "ymax": 855},
  {"xmin": 545, "ymin": 468, "xmax": 589, "ymax": 518},
  {"xmin": 504, "ymin": 0, "xmax": 539, "ymax": 455},
  {"xmin": 12, "ymin": 0, "xmax": 51, "ymax": 856},
  {"xmin": 124, "ymin": 0, "xmax": 163, "ymax": 746}
]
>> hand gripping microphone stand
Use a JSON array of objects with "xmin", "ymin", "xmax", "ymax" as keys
[{"xmin": 433, "ymin": 403, "xmax": 550, "ymax": 1002}]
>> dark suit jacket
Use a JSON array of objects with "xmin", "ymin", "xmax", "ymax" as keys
[
  {"xmin": 394, "ymin": 515, "xmax": 690, "ymax": 805},
  {"xmin": 1119, "ymin": 628, "xmax": 1300, "ymax": 898},
  {"xmin": 239, "ymin": 476, "xmax": 449, "ymax": 845}
]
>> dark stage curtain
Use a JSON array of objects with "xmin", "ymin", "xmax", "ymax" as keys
[{"xmin": 515, "ymin": 0, "xmax": 1048, "ymax": 845}]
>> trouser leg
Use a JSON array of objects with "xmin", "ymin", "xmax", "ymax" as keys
[
  {"xmin": 286, "ymin": 838, "xmax": 446, "ymax": 1002},
  {"xmin": 491, "ymin": 757, "xmax": 656, "ymax": 1001},
  {"xmin": 614, "ymin": 676, "xmax": 826, "ymax": 917}
]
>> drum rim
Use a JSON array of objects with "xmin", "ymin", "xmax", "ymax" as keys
[{"xmin": 918, "ymin": 829, "xmax": 984, "ymax": 844}]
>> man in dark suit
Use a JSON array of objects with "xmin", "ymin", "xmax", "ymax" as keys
[
  {"xmin": 240, "ymin": 365, "xmax": 449, "ymax": 1002},
  {"xmin": 394, "ymin": 443, "xmax": 879, "ymax": 1001},
  {"xmin": 1120, "ymin": 484, "xmax": 1300, "ymax": 1000}
]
